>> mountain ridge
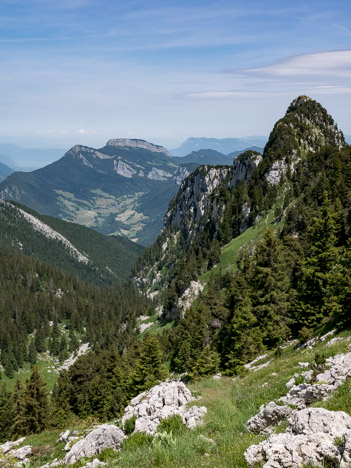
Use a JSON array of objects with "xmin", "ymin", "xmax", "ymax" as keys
[{"xmin": 0, "ymin": 200, "xmax": 144, "ymax": 286}]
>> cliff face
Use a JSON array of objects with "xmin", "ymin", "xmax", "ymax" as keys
[
  {"xmin": 134, "ymin": 96, "xmax": 348, "ymax": 296},
  {"xmin": 164, "ymin": 165, "xmax": 232, "ymax": 244}
]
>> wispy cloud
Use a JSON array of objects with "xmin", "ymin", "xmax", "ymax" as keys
[{"xmin": 229, "ymin": 50, "xmax": 351, "ymax": 78}]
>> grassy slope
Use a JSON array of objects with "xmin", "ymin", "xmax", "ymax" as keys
[
  {"xmin": 16, "ymin": 330, "xmax": 351, "ymax": 467},
  {"xmin": 201, "ymin": 196, "xmax": 285, "ymax": 284}
]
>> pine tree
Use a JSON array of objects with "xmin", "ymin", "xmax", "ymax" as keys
[
  {"xmin": 173, "ymin": 337, "xmax": 192, "ymax": 373},
  {"xmin": 250, "ymin": 229, "xmax": 292, "ymax": 345},
  {"xmin": 51, "ymin": 370, "xmax": 73, "ymax": 427},
  {"xmin": 130, "ymin": 334, "xmax": 167, "ymax": 396},
  {"xmin": 28, "ymin": 340, "xmax": 37, "ymax": 365},
  {"xmin": 189, "ymin": 345, "xmax": 220, "ymax": 379},
  {"xmin": 296, "ymin": 193, "xmax": 342, "ymax": 328},
  {"xmin": 222, "ymin": 295, "xmax": 264, "ymax": 375},
  {"xmin": 0, "ymin": 383, "xmax": 14, "ymax": 442},
  {"xmin": 15, "ymin": 366, "xmax": 49, "ymax": 435}
]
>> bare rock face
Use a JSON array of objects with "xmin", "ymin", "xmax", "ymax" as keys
[
  {"xmin": 289, "ymin": 407, "xmax": 351, "ymax": 437},
  {"xmin": 229, "ymin": 150, "xmax": 262, "ymax": 187},
  {"xmin": 64, "ymin": 424, "xmax": 125, "ymax": 465},
  {"xmin": 246, "ymin": 401, "xmax": 293, "ymax": 435},
  {"xmin": 106, "ymin": 139, "xmax": 171, "ymax": 157},
  {"xmin": 245, "ymin": 408, "xmax": 351, "ymax": 468},
  {"xmin": 122, "ymin": 381, "xmax": 207, "ymax": 435},
  {"xmin": 177, "ymin": 280, "xmax": 204, "ymax": 314}
]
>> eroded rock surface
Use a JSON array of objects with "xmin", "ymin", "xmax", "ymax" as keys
[
  {"xmin": 281, "ymin": 351, "xmax": 351, "ymax": 409},
  {"xmin": 64, "ymin": 424, "xmax": 125, "ymax": 465},
  {"xmin": 246, "ymin": 402, "xmax": 293, "ymax": 434},
  {"xmin": 245, "ymin": 408, "xmax": 351, "ymax": 468},
  {"xmin": 122, "ymin": 381, "xmax": 207, "ymax": 435}
]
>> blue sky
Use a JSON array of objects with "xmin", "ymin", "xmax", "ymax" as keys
[{"xmin": 1, "ymin": 0, "xmax": 351, "ymax": 150}]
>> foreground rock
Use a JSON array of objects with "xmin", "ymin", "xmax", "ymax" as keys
[
  {"xmin": 281, "ymin": 351, "xmax": 351, "ymax": 409},
  {"xmin": 0, "ymin": 437, "xmax": 26, "ymax": 454},
  {"xmin": 245, "ymin": 407, "xmax": 351, "ymax": 467},
  {"xmin": 64, "ymin": 424, "xmax": 125, "ymax": 465},
  {"xmin": 246, "ymin": 402, "xmax": 293, "ymax": 434},
  {"xmin": 122, "ymin": 381, "xmax": 207, "ymax": 435}
]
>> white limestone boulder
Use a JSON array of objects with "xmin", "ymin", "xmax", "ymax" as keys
[
  {"xmin": 64, "ymin": 424, "xmax": 125, "ymax": 465},
  {"xmin": 245, "ymin": 408, "xmax": 351, "ymax": 467},
  {"xmin": 122, "ymin": 381, "xmax": 207, "ymax": 435},
  {"xmin": 246, "ymin": 401, "xmax": 293, "ymax": 434}
]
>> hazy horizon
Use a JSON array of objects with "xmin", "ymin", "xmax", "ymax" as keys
[{"xmin": 1, "ymin": 0, "xmax": 351, "ymax": 153}]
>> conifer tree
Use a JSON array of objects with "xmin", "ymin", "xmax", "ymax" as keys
[
  {"xmin": 250, "ymin": 229, "xmax": 292, "ymax": 345},
  {"xmin": 130, "ymin": 334, "xmax": 167, "ymax": 396},
  {"xmin": 28, "ymin": 340, "xmax": 37, "ymax": 365},
  {"xmin": 52, "ymin": 371, "xmax": 73, "ymax": 427},
  {"xmin": 173, "ymin": 337, "xmax": 192, "ymax": 373},
  {"xmin": 189, "ymin": 345, "xmax": 220, "ymax": 379},
  {"xmin": 0, "ymin": 383, "xmax": 14, "ymax": 442},
  {"xmin": 222, "ymin": 295, "xmax": 264, "ymax": 375},
  {"xmin": 296, "ymin": 193, "xmax": 341, "ymax": 327},
  {"xmin": 15, "ymin": 366, "xmax": 49, "ymax": 435}
]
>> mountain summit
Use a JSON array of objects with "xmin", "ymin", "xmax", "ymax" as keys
[
  {"xmin": 106, "ymin": 139, "xmax": 171, "ymax": 156},
  {"xmin": 0, "ymin": 139, "xmax": 187, "ymax": 245},
  {"xmin": 134, "ymin": 95, "xmax": 348, "ymax": 296}
]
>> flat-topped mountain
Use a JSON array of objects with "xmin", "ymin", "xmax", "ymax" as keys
[
  {"xmin": 0, "ymin": 139, "xmax": 188, "ymax": 245},
  {"xmin": 106, "ymin": 138, "xmax": 171, "ymax": 156}
]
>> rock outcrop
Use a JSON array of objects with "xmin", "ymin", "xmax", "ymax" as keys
[
  {"xmin": 245, "ymin": 408, "xmax": 351, "ymax": 467},
  {"xmin": 122, "ymin": 381, "xmax": 207, "ymax": 435},
  {"xmin": 246, "ymin": 402, "xmax": 293, "ymax": 435},
  {"xmin": 64, "ymin": 424, "xmax": 125, "ymax": 465},
  {"xmin": 281, "ymin": 351, "xmax": 351, "ymax": 409}
]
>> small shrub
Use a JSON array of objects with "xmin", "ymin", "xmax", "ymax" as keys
[
  {"xmin": 97, "ymin": 448, "xmax": 119, "ymax": 462},
  {"xmin": 294, "ymin": 374, "xmax": 305, "ymax": 385},
  {"xmin": 311, "ymin": 353, "xmax": 326, "ymax": 383},
  {"xmin": 298, "ymin": 327, "xmax": 313, "ymax": 343},
  {"xmin": 157, "ymin": 415, "xmax": 186, "ymax": 435},
  {"xmin": 152, "ymin": 431, "xmax": 176, "ymax": 448},
  {"xmin": 122, "ymin": 431, "xmax": 153, "ymax": 451},
  {"xmin": 334, "ymin": 436, "xmax": 343, "ymax": 447},
  {"xmin": 123, "ymin": 415, "xmax": 136, "ymax": 436}
]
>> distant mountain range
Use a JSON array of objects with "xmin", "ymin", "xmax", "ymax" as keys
[
  {"xmin": 0, "ymin": 200, "xmax": 143, "ymax": 286},
  {"xmin": 0, "ymin": 139, "xmax": 262, "ymax": 245},
  {"xmin": 172, "ymin": 146, "xmax": 263, "ymax": 167},
  {"xmin": 170, "ymin": 136, "xmax": 267, "ymax": 156},
  {"xmin": 0, "ymin": 143, "xmax": 67, "ymax": 170},
  {"xmin": 0, "ymin": 161, "xmax": 14, "ymax": 181}
]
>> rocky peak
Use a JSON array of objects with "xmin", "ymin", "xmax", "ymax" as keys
[
  {"xmin": 106, "ymin": 139, "xmax": 170, "ymax": 157},
  {"xmin": 263, "ymin": 95, "xmax": 346, "ymax": 185},
  {"xmin": 286, "ymin": 95, "xmax": 314, "ymax": 113}
]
